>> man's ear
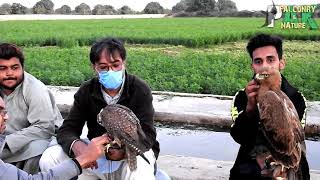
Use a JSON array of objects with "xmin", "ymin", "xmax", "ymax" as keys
[
  {"xmin": 279, "ymin": 58, "xmax": 286, "ymax": 70},
  {"xmin": 250, "ymin": 62, "xmax": 255, "ymax": 72}
]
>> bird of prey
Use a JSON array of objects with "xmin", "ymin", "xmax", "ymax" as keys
[
  {"xmin": 261, "ymin": 0, "xmax": 278, "ymax": 28},
  {"xmin": 253, "ymin": 67, "xmax": 305, "ymax": 180},
  {"xmin": 97, "ymin": 104, "xmax": 150, "ymax": 171}
]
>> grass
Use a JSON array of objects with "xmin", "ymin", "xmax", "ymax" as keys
[
  {"xmin": 1, "ymin": 18, "xmax": 319, "ymax": 48},
  {"xmin": 1, "ymin": 18, "xmax": 319, "ymax": 100},
  {"xmin": 22, "ymin": 40, "xmax": 320, "ymax": 101}
]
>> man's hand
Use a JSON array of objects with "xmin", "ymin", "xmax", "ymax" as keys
[
  {"xmin": 72, "ymin": 140, "xmax": 88, "ymax": 158},
  {"xmin": 272, "ymin": 165, "xmax": 288, "ymax": 180},
  {"xmin": 245, "ymin": 80, "xmax": 260, "ymax": 113},
  {"xmin": 0, "ymin": 122, "xmax": 5, "ymax": 134},
  {"xmin": 0, "ymin": 111, "xmax": 8, "ymax": 134},
  {"xmin": 75, "ymin": 135, "xmax": 110, "ymax": 169}
]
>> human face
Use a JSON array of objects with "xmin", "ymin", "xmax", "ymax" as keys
[
  {"xmin": 251, "ymin": 45, "xmax": 285, "ymax": 74},
  {"xmin": 0, "ymin": 57, "xmax": 24, "ymax": 92},
  {"xmin": 0, "ymin": 97, "xmax": 8, "ymax": 134},
  {"xmin": 93, "ymin": 49, "xmax": 125, "ymax": 73}
]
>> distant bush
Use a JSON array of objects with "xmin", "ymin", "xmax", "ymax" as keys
[
  {"xmin": 11, "ymin": 3, "xmax": 29, "ymax": 14},
  {"xmin": 92, "ymin": 4, "xmax": 117, "ymax": 15},
  {"xmin": 55, "ymin": 5, "xmax": 71, "ymax": 14},
  {"xmin": 143, "ymin": 2, "xmax": 164, "ymax": 14},
  {"xmin": 75, "ymin": 3, "xmax": 91, "ymax": 15},
  {"xmin": 118, "ymin": 5, "xmax": 134, "ymax": 14},
  {"xmin": 33, "ymin": 0, "xmax": 54, "ymax": 14},
  {"xmin": 172, "ymin": 0, "xmax": 237, "ymax": 16},
  {"xmin": 0, "ymin": 3, "xmax": 11, "ymax": 15}
]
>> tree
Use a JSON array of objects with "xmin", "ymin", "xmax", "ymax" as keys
[
  {"xmin": 11, "ymin": 3, "xmax": 28, "ymax": 14},
  {"xmin": 92, "ymin": 4, "xmax": 104, "ymax": 15},
  {"xmin": 216, "ymin": 0, "xmax": 237, "ymax": 12},
  {"xmin": 143, "ymin": 2, "xmax": 164, "ymax": 14},
  {"xmin": 118, "ymin": 5, "xmax": 134, "ymax": 14},
  {"xmin": 172, "ymin": 0, "xmax": 217, "ymax": 15},
  {"xmin": 33, "ymin": 0, "xmax": 54, "ymax": 14},
  {"xmin": 92, "ymin": 4, "xmax": 116, "ymax": 15},
  {"xmin": 187, "ymin": 0, "xmax": 216, "ymax": 13},
  {"xmin": 172, "ymin": 0, "xmax": 238, "ymax": 16},
  {"xmin": 172, "ymin": 0, "xmax": 188, "ymax": 13},
  {"xmin": 234, "ymin": 10, "xmax": 253, "ymax": 17},
  {"xmin": 163, "ymin": 8, "xmax": 172, "ymax": 14},
  {"xmin": 252, "ymin": 11, "xmax": 265, "ymax": 17},
  {"xmin": 75, "ymin": 3, "xmax": 91, "ymax": 15},
  {"xmin": 55, "ymin": 5, "xmax": 71, "ymax": 14},
  {"xmin": 0, "ymin": 3, "xmax": 11, "ymax": 15}
]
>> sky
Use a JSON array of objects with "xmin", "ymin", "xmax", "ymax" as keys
[{"xmin": 0, "ymin": 0, "xmax": 319, "ymax": 11}]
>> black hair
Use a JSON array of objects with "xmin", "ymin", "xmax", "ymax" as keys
[
  {"xmin": 89, "ymin": 38, "xmax": 126, "ymax": 64},
  {"xmin": 0, "ymin": 43, "xmax": 24, "ymax": 67},
  {"xmin": 246, "ymin": 34, "xmax": 283, "ymax": 60}
]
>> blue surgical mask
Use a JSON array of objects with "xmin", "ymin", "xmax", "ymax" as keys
[{"xmin": 98, "ymin": 69, "xmax": 124, "ymax": 90}]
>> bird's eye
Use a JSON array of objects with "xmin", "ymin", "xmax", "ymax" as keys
[{"xmin": 265, "ymin": 74, "xmax": 269, "ymax": 77}]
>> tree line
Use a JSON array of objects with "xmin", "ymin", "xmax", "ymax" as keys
[
  {"xmin": 0, "ymin": 0, "xmax": 319, "ymax": 17},
  {"xmin": 171, "ymin": 0, "xmax": 320, "ymax": 17},
  {"xmin": 0, "ymin": 0, "xmax": 170, "ymax": 15}
]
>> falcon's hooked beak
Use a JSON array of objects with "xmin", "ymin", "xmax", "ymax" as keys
[
  {"xmin": 97, "ymin": 109, "xmax": 104, "ymax": 126},
  {"xmin": 104, "ymin": 138, "xmax": 122, "ymax": 153},
  {"xmin": 105, "ymin": 144, "xmax": 112, "ymax": 153},
  {"xmin": 255, "ymin": 73, "xmax": 270, "ymax": 81}
]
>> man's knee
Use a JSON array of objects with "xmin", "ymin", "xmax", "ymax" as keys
[
  {"xmin": 39, "ymin": 144, "xmax": 69, "ymax": 172},
  {"xmin": 14, "ymin": 155, "xmax": 42, "ymax": 174}
]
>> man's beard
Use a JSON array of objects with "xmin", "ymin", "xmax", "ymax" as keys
[{"xmin": 0, "ymin": 76, "xmax": 23, "ymax": 91}]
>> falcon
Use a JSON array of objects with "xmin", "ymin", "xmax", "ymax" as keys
[
  {"xmin": 253, "ymin": 67, "xmax": 305, "ymax": 179},
  {"xmin": 97, "ymin": 104, "xmax": 150, "ymax": 171}
]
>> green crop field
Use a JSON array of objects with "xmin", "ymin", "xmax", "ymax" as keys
[
  {"xmin": 1, "ymin": 18, "xmax": 320, "ymax": 47},
  {"xmin": 1, "ymin": 17, "xmax": 320, "ymax": 100},
  {"xmin": 22, "ymin": 41, "xmax": 320, "ymax": 100}
]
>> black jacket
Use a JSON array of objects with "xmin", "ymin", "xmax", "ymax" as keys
[
  {"xmin": 57, "ymin": 72, "xmax": 160, "ymax": 158},
  {"xmin": 229, "ymin": 75, "xmax": 309, "ymax": 180}
]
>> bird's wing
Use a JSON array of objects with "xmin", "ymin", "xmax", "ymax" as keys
[
  {"xmin": 258, "ymin": 91, "xmax": 296, "ymax": 154},
  {"xmin": 278, "ymin": 91, "xmax": 305, "ymax": 142},
  {"xmin": 113, "ymin": 107, "xmax": 149, "ymax": 153},
  {"xmin": 258, "ymin": 90, "xmax": 302, "ymax": 168},
  {"xmin": 100, "ymin": 105, "xmax": 149, "ymax": 154}
]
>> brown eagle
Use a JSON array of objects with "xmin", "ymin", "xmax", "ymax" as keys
[
  {"xmin": 253, "ymin": 67, "xmax": 305, "ymax": 180},
  {"xmin": 97, "ymin": 104, "xmax": 150, "ymax": 171}
]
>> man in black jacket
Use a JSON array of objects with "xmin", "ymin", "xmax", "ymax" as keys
[
  {"xmin": 229, "ymin": 34, "xmax": 310, "ymax": 180},
  {"xmin": 40, "ymin": 38, "xmax": 160, "ymax": 180}
]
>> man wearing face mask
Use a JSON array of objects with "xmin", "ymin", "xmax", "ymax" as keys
[{"xmin": 40, "ymin": 38, "xmax": 159, "ymax": 180}]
